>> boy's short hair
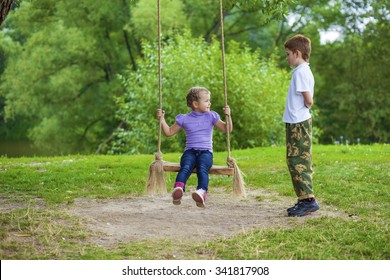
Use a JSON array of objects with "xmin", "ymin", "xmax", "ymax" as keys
[
  {"xmin": 284, "ymin": 34, "xmax": 311, "ymax": 62},
  {"xmin": 186, "ymin": 86, "xmax": 210, "ymax": 108}
]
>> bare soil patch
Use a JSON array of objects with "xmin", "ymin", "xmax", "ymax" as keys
[{"xmin": 66, "ymin": 187, "xmax": 345, "ymax": 247}]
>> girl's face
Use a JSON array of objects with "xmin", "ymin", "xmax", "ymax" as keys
[
  {"xmin": 285, "ymin": 48, "xmax": 300, "ymax": 67},
  {"xmin": 193, "ymin": 91, "xmax": 211, "ymax": 112}
]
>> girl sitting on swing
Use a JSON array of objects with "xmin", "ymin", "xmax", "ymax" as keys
[{"xmin": 156, "ymin": 86, "xmax": 233, "ymax": 208}]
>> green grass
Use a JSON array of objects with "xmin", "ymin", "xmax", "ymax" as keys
[
  {"xmin": 0, "ymin": 144, "xmax": 389, "ymax": 259},
  {"xmin": 203, "ymin": 217, "xmax": 389, "ymax": 259}
]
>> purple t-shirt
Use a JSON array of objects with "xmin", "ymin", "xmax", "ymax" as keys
[{"xmin": 175, "ymin": 111, "xmax": 220, "ymax": 152}]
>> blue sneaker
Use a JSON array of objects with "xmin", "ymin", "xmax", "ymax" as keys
[
  {"xmin": 287, "ymin": 201, "xmax": 300, "ymax": 214},
  {"xmin": 288, "ymin": 199, "xmax": 320, "ymax": 217}
]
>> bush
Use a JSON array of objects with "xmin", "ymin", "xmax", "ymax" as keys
[{"xmin": 111, "ymin": 31, "xmax": 289, "ymax": 154}]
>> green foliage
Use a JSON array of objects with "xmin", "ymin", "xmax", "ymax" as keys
[
  {"xmin": 111, "ymin": 31, "xmax": 289, "ymax": 154},
  {"xmin": 130, "ymin": 0, "xmax": 187, "ymax": 42},
  {"xmin": 0, "ymin": 31, "xmax": 25, "ymax": 141},
  {"xmin": 181, "ymin": 0, "xmax": 221, "ymax": 38},
  {"xmin": 315, "ymin": 20, "xmax": 390, "ymax": 144},
  {"xmin": 0, "ymin": 0, "xmax": 131, "ymax": 154}
]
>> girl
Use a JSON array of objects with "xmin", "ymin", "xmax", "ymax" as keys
[{"xmin": 156, "ymin": 86, "xmax": 232, "ymax": 208}]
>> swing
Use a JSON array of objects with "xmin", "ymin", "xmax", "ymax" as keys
[
  {"xmin": 146, "ymin": 0, "xmax": 245, "ymax": 197},
  {"xmin": 163, "ymin": 162, "xmax": 234, "ymax": 175}
]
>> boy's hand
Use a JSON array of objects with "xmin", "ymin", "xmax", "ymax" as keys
[{"xmin": 156, "ymin": 109, "xmax": 165, "ymax": 120}]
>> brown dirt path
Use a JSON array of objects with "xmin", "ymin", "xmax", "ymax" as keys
[{"xmin": 66, "ymin": 187, "xmax": 344, "ymax": 247}]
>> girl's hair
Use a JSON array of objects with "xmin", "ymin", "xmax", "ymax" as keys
[
  {"xmin": 284, "ymin": 34, "xmax": 311, "ymax": 61},
  {"xmin": 186, "ymin": 87, "xmax": 210, "ymax": 108}
]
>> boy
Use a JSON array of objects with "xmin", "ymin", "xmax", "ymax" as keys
[{"xmin": 283, "ymin": 34, "xmax": 320, "ymax": 217}]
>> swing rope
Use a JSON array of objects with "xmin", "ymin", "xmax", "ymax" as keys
[
  {"xmin": 218, "ymin": 0, "xmax": 246, "ymax": 197},
  {"xmin": 145, "ymin": 0, "xmax": 166, "ymax": 194},
  {"xmin": 156, "ymin": 0, "xmax": 163, "ymax": 160},
  {"xmin": 146, "ymin": 0, "xmax": 246, "ymax": 198},
  {"xmin": 218, "ymin": 0, "xmax": 231, "ymax": 163}
]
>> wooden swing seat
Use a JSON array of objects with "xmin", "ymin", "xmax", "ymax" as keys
[{"xmin": 163, "ymin": 161, "xmax": 234, "ymax": 176}]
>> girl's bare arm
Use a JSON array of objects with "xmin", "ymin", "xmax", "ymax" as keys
[{"xmin": 156, "ymin": 109, "xmax": 181, "ymax": 137}]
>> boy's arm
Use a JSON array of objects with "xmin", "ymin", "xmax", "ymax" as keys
[
  {"xmin": 214, "ymin": 106, "xmax": 233, "ymax": 133},
  {"xmin": 302, "ymin": 92, "xmax": 313, "ymax": 109},
  {"xmin": 156, "ymin": 109, "xmax": 181, "ymax": 137}
]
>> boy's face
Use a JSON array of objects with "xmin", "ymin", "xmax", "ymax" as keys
[
  {"xmin": 285, "ymin": 48, "xmax": 301, "ymax": 67},
  {"xmin": 193, "ymin": 91, "xmax": 211, "ymax": 113}
]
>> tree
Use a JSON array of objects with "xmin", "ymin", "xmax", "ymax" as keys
[
  {"xmin": 314, "ymin": 0, "xmax": 390, "ymax": 143},
  {"xmin": 0, "ymin": 0, "xmax": 13, "ymax": 27},
  {"xmin": 130, "ymin": 0, "xmax": 187, "ymax": 42},
  {"xmin": 1, "ymin": 0, "xmax": 133, "ymax": 154}
]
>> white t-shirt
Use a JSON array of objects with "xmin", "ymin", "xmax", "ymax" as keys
[{"xmin": 282, "ymin": 63, "xmax": 314, "ymax": 124}]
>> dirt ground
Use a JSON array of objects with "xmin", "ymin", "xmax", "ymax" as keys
[{"xmin": 65, "ymin": 187, "xmax": 345, "ymax": 247}]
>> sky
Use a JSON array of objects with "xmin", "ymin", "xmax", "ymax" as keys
[{"xmin": 319, "ymin": 30, "xmax": 342, "ymax": 44}]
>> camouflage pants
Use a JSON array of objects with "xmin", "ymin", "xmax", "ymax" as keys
[{"xmin": 286, "ymin": 118, "xmax": 314, "ymax": 200}]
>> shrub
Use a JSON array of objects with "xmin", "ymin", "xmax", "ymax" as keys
[{"xmin": 111, "ymin": 31, "xmax": 289, "ymax": 154}]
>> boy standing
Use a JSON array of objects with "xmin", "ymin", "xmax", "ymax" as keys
[{"xmin": 283, "ymin": 34, "xmax": 320, "ymax": 217}]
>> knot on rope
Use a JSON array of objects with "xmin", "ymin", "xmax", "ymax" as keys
[
  {"xmin": 154, "ymin": 152, "xmax": 163, "ymax": 161},
  {"xmin": 227, "ymin": 157, "xmax": 235, "ymax": 168}
]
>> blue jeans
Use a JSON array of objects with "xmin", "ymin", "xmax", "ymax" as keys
[{"xmin": 175, "ymin": 149, "xmax": 213, "ymax": 192}]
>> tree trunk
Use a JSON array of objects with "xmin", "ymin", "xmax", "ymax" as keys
[{"xmin": 0, "ymin": 0, "xmax": 13, "ymax": 27}]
